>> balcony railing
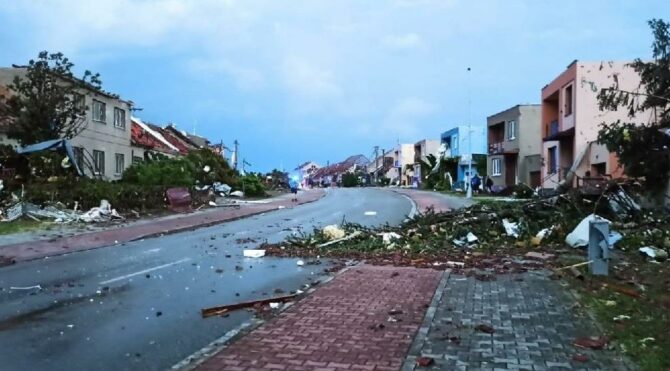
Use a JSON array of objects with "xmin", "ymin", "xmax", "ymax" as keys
[
  {"xmin": 489, "ymin": 142, "xmax": 504, "ymax": 155},
  {"xmin": 548, "ymin": 120, "xmax": 559, "ymax": 136}
]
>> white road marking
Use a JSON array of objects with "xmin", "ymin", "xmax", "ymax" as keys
[
  {"xmin": 399, "ymin": 194, "xmax": 418, "ymax": 219},
  {"xmin": 99, "ymin": 258, "xmax": 191, "ymax": 285},
  {"xmin": 145, "ymin": 248, "xmax": 161, "ymax": 254}
]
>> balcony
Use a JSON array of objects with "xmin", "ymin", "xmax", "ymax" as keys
[{"xmin": 489, "ymin": 142, "xmax": 504, "ymax": 155}]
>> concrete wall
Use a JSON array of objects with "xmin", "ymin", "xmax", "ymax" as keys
[{"xmin": 0, "ymin": 68, "xmax": 133, "ymax": 180}]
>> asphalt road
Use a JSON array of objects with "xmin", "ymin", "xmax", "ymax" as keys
[{"xmin": 0, "ymin": 188, "xmax": 412, "ymax": 371}]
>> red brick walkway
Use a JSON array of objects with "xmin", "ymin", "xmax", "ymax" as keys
[{"xmin": 197, "ymin": 265, "xmax": 442, "ymax": 371}]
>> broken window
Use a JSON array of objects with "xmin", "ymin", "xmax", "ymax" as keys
[
  {"xmin": 564, "ymin": 84, "xmax": 573, "ymax": 116},
  {"xmin": 548, "ymin": 146, "xmax": 557, "ymax": 174},
  {"xmin": 92, "ymin": 99, "xmax": 106, "ymax": 122},
  {"xmin": 73, "ymin": 93, "xmax": 86, "ymax": 112},
  {"xmin": 93, "ymin": 150, "xmax": 105, "ymax": 175},
  {"xmin": 115, "ymin": 153, "xmax": 125, "ymax": 175},
  {"xmin": 491, "ymin": 158, "xmax": 501, "ymax": 176},
  {"xmin": 113, "ymin": 107, "xmax": 126, "ymax": 129}
]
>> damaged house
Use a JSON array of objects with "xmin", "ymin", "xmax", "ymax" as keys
[
  {"xmin": 310, "ymin": 155, "xmax": 369, "ymax": 186},
  {"xmin": 540, "ymin": 60, "xmax": 656, "ymax": 192},
  {"xmin": 412, "ymin": 139, "xmax": 440, "ymax": 187},
  {"xmin": 130, "ymin": 117, "xmax": 180, "ymax": 162},
  {"xmin": 0, "ymin": 67, "xmax": 134, "ymax": 180}
]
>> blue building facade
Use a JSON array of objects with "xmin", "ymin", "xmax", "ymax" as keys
[{"xmin": 440, "ymin": 126, "xmax": 487, "ymax": 187}]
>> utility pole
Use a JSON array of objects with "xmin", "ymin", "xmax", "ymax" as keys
[
  {"xmin": 233, "ymin": 140, "xmax": 239, "ymax": 170},
  {"xmin": 373, "ymin": 146, "xmax": 379, "ymax": 185},
  {"xmin": 466, "ymin": 67, "xmax": 473, "ymax": 199}
]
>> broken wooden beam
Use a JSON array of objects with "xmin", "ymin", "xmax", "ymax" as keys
[{"xmin": 201, "ymin": 293, "xmax": 299, "ymax": 318}]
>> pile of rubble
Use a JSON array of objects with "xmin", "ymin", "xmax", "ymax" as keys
[
  {"xmin": 0, "ymin": 198, "xmax": 125, "ymax": 224},
  {"xmin": 263, "ymin": 186, "xmax": 670, "ymax": 271}
]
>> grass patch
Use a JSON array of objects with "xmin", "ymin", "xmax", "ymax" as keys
[
  {"xmin": 0, "ymin": 219, "xmax": 48, "ymax": 235},
  {"xmin": 575, "ymin": 258, "xmax": 670, "ymax": 371}
]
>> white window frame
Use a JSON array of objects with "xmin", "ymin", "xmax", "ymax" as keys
[
  {"xmin": 113, "ymin": 107, "xmax": 126, "ymax": 129},
  {"xmin": 115, "ymin": 153, "xmax": 125, "ymax": 175},
  {"xmin": 93, "ymin": 150, "xmax": 105, "ymax": 175},
  {"xmin": 491, "ymin": 158, "xmax": 502, "ymax": 176},
  {"xmin": 92, "ymin": 99, "xmax": 106, "ymax": 123},
  {"xmin": 507, "ymin": 120, "xmax": 516, "ymax": 140},
  {"xmin": 452, "ymin": 134, "xmax": 458, "ymax": 150}
]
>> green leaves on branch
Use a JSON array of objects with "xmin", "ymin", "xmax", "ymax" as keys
[
  {"xmin": 596, "ymin": 19, "xmax": 670, "ymax": 191},
  {"xmin": 0, "ymin": 51, "xmax": 103, "ymax": 145}
]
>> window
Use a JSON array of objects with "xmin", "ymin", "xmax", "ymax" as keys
[
  {"xmin": 115, "ymin": 153, "xmax": 125, "ymax": 174},
  {"xmin": 132, "ymin": 156, "xmax": 143, "ymax": 165},
  {"xmin": 452, "ymin": 134, "xmax": 458, "ymax": 149},
  {"xmin": 93, "ymin": 150, "xmax": 105, "ymax": 175},
  {"xmin": 507, "ymin": 120, "xmax": 516, "ymax": 140},
  {"xmin": 548, "ymin": 146, "xmax": 558, "ymax": 174},
  {"xmin": 73, "ymin": 93, "xmax": 86, "ymax": 112},
  {"xmin": 92, "ymin": 99, "xmax": 106, "ymax": 122},
  {"xmin": 73, "ymin": 146, "xmax": 85, "ymax": 171},
  {"xmin": 113, "ymin": 107, "xmax": 126, "ymax": 129},
  {"xmin": 491, "ymin": 158, "xmax": 502, "ymax": 176},
  {"xmin": 564, "ymin": 85, "xmax": 573, "ymax": 116}
]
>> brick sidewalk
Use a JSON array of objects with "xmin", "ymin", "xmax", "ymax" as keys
[
  {"xmin": 390, "ymin": 189, "xmax": 473, "ymax": 213},
  {"xmin": 197, "ymin": 265, "xmax": 443, "ymax": 371},
  {"xmin": 0, "ymin": 189, "xmax": 325, "ymax": 264},
  {"xmin": 403, "ymin": 271, "xmax": 630, "ymax": 370}
]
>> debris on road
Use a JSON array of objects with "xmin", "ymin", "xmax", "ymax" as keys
[
  {"xmin": 242, "ymin": 249, "xmax": 266, "ymax": 258},
  {"xmin": 474, "ymin": 324, "xmax": 496, "ymax": 334},
  {"xmin": 201, "ymin": 293, "xmax": 299, "ymax": 318},
  {"xmin": 639, "ymin": 246, "xmax": 668, "ymax": 261},
  {"xmin": 415, "ymin": 356, "xmax": 434, "ymax": 367},
  {"xmin": 573, "ymin": 336, "xmax": 609, "ymax": 350},
  {"xmin": 322, "ymin": 224, "xmax": 346, "ymax": 240}
]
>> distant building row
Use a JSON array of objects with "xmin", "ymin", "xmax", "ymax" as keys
[{"xmin": 297, "ymin": 59, "xmax": 652, "ymax": 191}]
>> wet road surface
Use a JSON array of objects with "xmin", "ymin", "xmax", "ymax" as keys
[{"xmin": 0, "ymin": 188, "xmax": 412, "ymax": 371}]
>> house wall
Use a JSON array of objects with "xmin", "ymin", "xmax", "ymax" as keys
[
  {"xmin": 70, "ymin": 92, "xmax": 132, "ymax": 180},
  {"xmin": 0, "ymin": 67, "xmax": 133, "ymax": 181},
  {"xmin": 574, "ymin": 61, "xmax": 652, "ymax": 178},
  {"xmin": 486, "ymin": 105, "xmax": 541, "ymax": 187},
  {"xmin": 517, "ymin": 105, "xmax": 542, "ymax": 184}
]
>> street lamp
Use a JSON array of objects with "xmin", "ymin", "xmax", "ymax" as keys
[{"xmin": 466, "ymin": 67, "xmax": 473, "ymax": 199}]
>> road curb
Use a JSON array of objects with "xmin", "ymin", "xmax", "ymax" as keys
[{"xmin": 401, "ymin": 268, "xmax": 451, "ymax": 371}]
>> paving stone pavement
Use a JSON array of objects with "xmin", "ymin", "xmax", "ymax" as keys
[
  {"xmin": 403, "ymin": 271, "xmax": 631, "ymax": 371},
  {"xmin": 197, "ymin": 265, "xmax": 443, "ymax": 371}
]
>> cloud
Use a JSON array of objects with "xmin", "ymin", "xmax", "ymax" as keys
[
  {"xmin": 282, "ymin": 57, "xmax": 342, "ymax": 100},
  {"xmin": 382, "ymin": 33, "xmax": 425, "ymax": 50},
  {"xmin": 383, "ymin": 97, "xmax": 438, "ymax": 139},
  {"xmin": 188, "ymin": 58, "xmax": 265, "ymax": 91}
]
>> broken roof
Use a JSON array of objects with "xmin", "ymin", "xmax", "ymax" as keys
[{"xmin": 130, "ymin": 117, "xmax": 179, "ymax": 154}]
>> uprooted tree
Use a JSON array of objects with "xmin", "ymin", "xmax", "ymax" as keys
[
  {"xmin": 0, "ymin": 51, "xmax": 102, "ymax": 145},
  {"xmin": 597, "ymin": 19, "xmax": 670, "ymax": 192}
]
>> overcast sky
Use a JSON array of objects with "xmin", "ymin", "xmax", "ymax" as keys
[{"xmin": 0, "ymin": 1, "xmax": 664, "ymax": 171}]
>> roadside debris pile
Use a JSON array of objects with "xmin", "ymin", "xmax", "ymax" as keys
[
  {"xmin": 0, "ymin": 199, "xmax": 124, "ymax": 224},
  {"xmin": 263, "ymin": 185, "xmax": 670, "ymax": 270}
]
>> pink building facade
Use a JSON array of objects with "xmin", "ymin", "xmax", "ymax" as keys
[{"xmin": 540, "ymin": 60, "xmax": 654, "ymax": 188}]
